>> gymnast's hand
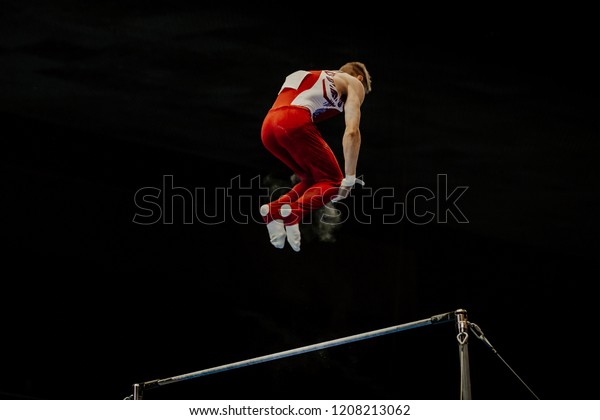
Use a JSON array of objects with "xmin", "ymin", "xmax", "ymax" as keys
[{"xmin": 331, "ymin": 175, "xmax": 365, "ymax": 202}]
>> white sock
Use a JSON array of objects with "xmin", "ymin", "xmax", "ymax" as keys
[
  {"xmin": 266, "ymin": 220, "xmax": 286, "ymax": 249},
  {"xmin": 280, "ymin": 204, "xmax": 292, "ymax": 217},
  {"xmin": 285, "ymin": 223, "xmax": 301, "ymax": 252},
  {"xmin": 260, "ymin": 204, "xmax": 270, "ymax": 216}
]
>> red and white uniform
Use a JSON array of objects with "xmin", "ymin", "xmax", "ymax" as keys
[
  {"xmin": 261, "ymin": 70, "xmax": 345, "ymax": 226},
  {"xmin": 274, "ymin": 70, "xmax": 344, "ymax": 121}
]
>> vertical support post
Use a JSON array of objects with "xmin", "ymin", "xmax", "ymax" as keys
[
  {"xmin": 455, "ymin": 309, "xmax": 471, "ymax": 400},
  {"xmin": 133, "ymin": 383, "xmax": 143, "ymax": 400}
]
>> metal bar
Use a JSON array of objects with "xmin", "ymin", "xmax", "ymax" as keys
[{"xmin": 134, "ymin": 310, "xmax": 456, "ymax": 395}]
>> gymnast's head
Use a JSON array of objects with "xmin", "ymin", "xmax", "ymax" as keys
[{"xmin": 339, "ymin": 62, "xmax": 372, "ymax": 95}]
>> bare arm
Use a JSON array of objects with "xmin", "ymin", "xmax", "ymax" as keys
[
  {"xmin": 331, "ymin": 75, "xmax": 365, "ymax": 202},
  {"xmin": 341, "ymin": 76, "xmax": 365, "ymax": 177}
]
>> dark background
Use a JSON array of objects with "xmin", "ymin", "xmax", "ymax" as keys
[{"xmin": 1, "ymin": 3, "xmax": 598, "ymax": 400}]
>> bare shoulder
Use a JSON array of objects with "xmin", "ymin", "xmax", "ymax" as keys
[
  {"xmin": 334, "ymin": 71, "xmax": 365, "ymax": 103},
  {"xmin": 333, "ymin": 71, "xmax": 353, "ymax": 91}
]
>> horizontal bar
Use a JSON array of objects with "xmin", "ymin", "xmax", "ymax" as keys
[{"xmin": 139, "ymin": 310, "xmax": 457, "ymax": 392}]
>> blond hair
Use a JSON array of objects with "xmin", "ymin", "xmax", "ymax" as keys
[{"xmin": 339, "ymin": 61, "xmax": 372, "ymax": 94}]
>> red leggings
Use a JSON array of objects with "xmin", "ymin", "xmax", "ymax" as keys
[{"xmin": 261, "ymin": 106, "xmax": 343, "ymax": 226}]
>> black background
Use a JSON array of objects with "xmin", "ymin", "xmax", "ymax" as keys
[{"xmin": 1, "ymin": 3, "xmax": 598, "ymax": 400}]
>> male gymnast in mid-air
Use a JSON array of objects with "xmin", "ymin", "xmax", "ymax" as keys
[{"xmin": 260, "ymin": 62, "xmax": 372, "ymax": 251}]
